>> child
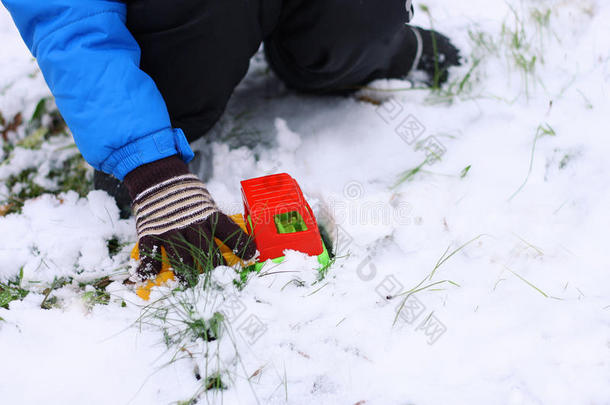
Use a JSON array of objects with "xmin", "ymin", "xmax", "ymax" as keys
[{"xmin": 2, "ymin": 0, "xmax": 459, "ymax": 280}]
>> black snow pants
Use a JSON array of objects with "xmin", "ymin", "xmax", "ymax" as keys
[{"xmin": 126, "ymin": 0, "xmax": 418, "ymax": 142}]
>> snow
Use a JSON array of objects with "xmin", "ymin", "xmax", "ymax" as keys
[
  {"xmin": 1, "ymin": 1, "xmax": 610, "ymax": 404},
  {"xmin": 0, "ymin": 191, "xmax": 134, "ymax": 283},
  {"xmin": 0, "ymin": 294, "xmax": 198, "ymax": 404}
]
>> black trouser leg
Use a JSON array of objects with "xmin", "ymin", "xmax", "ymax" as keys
[
  {"xmin": 264, "ymin": 0, "xmax": 418, "ymax": 93},
  {"xmin": 125, "ymin": 0, "xmax": 417, "ymax": 143},
  {"xmin": 125, "ymin": 0, "xmax": 281, "ymax": 142}
]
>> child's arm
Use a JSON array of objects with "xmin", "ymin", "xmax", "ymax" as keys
[
  {"xmin": 1, "ymin": 0, "xmax": 194, "ymax": 180},
  {"xmin": 2, "ymin": 1, "xmax": 258, "ymax": 277}
]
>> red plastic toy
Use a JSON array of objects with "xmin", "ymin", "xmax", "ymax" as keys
[{"xmin": 241, "ymin": 173, "xmax": 325, "ymax": 262}]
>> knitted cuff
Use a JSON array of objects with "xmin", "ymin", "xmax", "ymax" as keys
[
  {"xmin": 123, "ymin": 155, "xmax": 190, "ymax": 200},
  {"xmin": 132, "ymin": 174, "xmax": 217, "ymax": 238}
]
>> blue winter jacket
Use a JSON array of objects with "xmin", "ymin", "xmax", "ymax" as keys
[{"xmin": 2, "ymin": 0, "xmax": 194, "ymax": 180}]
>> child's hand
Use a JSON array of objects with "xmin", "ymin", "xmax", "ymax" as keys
[{"xmin": 124, "ymin": 156, "xmax": 256, "ymax": 283}]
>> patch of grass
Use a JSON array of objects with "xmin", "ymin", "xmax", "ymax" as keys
[
  {"xmin": 316, "ymin": 256, "xmax": 335, "ymax": 282},
  {"xmin": 425, "ymin": 58, "xmax": 483, "ymax": 104},
  {"xmin": 2, "ymin": 97, "xmax": 67, "ymax": 157},
  {"xmin": 1, "ymin": 152, "xmax": 92, "ymax": 215},
  {"xmin": 185, "ymin": 312, "xmax": 224, "ymax": 343},
  {"xmin": 530, "ymin": 8, "xmax": 551, "ymax": 30},
  {"xmin": 1, "ymin": 98, "xmax": 91, "ymax": 215},
  {"xmin": 460, "ymin": 165, "xmax": 472, "ymax": 178},
  {"xmin": 423, "ymin": 22, "xmax": 493, "ymax": 105},
  {"xmin": 233, "ymin": 265, "xmax": 259, "ymax": 290},
  {"xmin": 17, "ymin": 127, "xmax": 47, "ymax": 150},
  {"xmin": 82, "ymin": 289, "xmax": 111, "ymax": 308},
  {"xmin": 138, "ymin": 280, "xmax": 225, "ymax": 349},
  {"xmin": 504, "ymin": 265, "xmax": 558, "ymax": 299},
  {"xmin": 393, "ymin": 235, "xmax": 485, "ymax": 326},
  {"xmin": 501, "ymin": 5, "xmax": 554, "ymax": 99},
  {"xmin": 175, "ymin": 400, "xmax": 197, "ymax": 405},
  {"xmin": 425, "ymin": 4, "xmax": 555, "ymax": 105},
  {"xmin": 135, "ymin": 283, "xmax": 234, "ymax": 402},
  {"xmin": 40, "ymin": 276, "xmax": 71, "ymax": 309},
  {"xmin": 0, "ymin": 268, "xmax": 29, "ymax": 309},
  {"xmin": 134, "ymin": 222, "xmax": 327, "ymax": 401},
  {"xmin": 468, "ymin": 29, "xmax": 498, "ymax": 55},
  {"xmin": 106, "ymin": 236, "xmax": 130, "ymax": 258},
  {"xmin": 27, "ymin": 97, "xmax": 67, "ymax": 138},
  {"xmin": 508, "ymin": 123, "xmax": 556, "ymax": 201},
  {"xmin": 1, "ymin": 112, "xmax": 22, "ymax": 143},
  {"xmin": 393, "ymin": 160, "xmax": 426, "ymax": 188},
  {"xmin": 47, "ymin": 153, "xmax": 93, "ymax": 198},
  {"xmin": 559, "ymin": 153, "xmax": 573, "ymax": 170},
  {"xmin": 107, "ymin": 237, "xmax": 121, "ymax": 257},
  {"xmin": 577, "ymin": 89, "xmax": 593, "ymax": 110},
  {"xmin": 204, "ymin": 373, "xmax": 227, "ymax": 391},
  {"xmin": 530, "ymin": 7, "xmax": 554, "ymax": 56},
  {"xmin": 428, "ymin": 234, "xmax": 485, "ymax": 281},
  {"xmin": 78, "ymin": 274, "xmax": 132, "ymax": 309},
  {"xmin": 78, "ymin": 275, "xmax": 112, "ymax": 291},
  {"xmin": 2, "ymin": 168, "xmax": 47, "ymax": 215},
  {"xmin": 134, "ymin": 237, "xmax": 258, "ymax": 402}
]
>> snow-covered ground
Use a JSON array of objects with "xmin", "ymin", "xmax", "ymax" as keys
[{"xmin": 1, "ymin": 1, "xmax": 609, "ymax": 404}]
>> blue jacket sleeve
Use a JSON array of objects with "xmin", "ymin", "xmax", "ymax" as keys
[{"xmin": 1, "ymin": 0, "xmax": 194, "ymax": 180}]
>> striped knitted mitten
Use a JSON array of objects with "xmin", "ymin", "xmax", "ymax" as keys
[{"xmin": 124, "ymin": 155, "xmax": 256, "ymax": 283}]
